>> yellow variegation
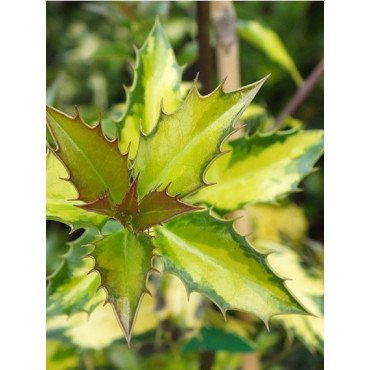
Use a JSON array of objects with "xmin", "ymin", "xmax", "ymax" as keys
[
  {"xmin": 187, "ymin": 129, "xmax": 324, "ymax": 210},
  {"xmin": 134, "ymin": 76, "xmax": 269, "ymax": 199},
  {"xmin": 117, "ymin": 19, "xmax": 183, "ymax": 157},
  {"xmin": 154, "ymin": 210, "xmax": 309, "ymax": 326},
  {"xmin": 46, "ymin": 151, "xmax": 108, "ymax": 230},
  {"xmin": 47, "ymin": 295, "xmax": 157, "ymax": 351},
  {"xmin": 47, "ymin": 229, "xmax": 105, "ymax": 317},
  {"xmin": 47, "ymin": 305, "xmax": 124, "ymax": 350},
  {"xmin": 255, "ymin": 240, "xmax": 324, "ymax": 353},
  {"xmin": 247, "ymin": 203, "xmax": 308, "ymax": 246}
]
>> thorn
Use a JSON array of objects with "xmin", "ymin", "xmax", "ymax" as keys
[
  {"xmin": 74, "ymin": 105, "xmax": 80, "ymax": 118},
  {"xmin": 87, "ymin": 268, "xmax": 96, "ymax": 276}
]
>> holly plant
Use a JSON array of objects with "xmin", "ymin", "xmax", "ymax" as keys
[{"xmin": 46, "ymin": 20, "xmax": 323, "ymax": 345}]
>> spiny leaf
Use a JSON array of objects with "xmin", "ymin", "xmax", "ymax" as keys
[
  {"xmin": 46, "ymin": 151, "xmax": 108, "ymax": 230},
  {"xmin": 46, "ymin": 105, "xmax": 131, "ymax": 204},
  {"xmin": 116, "ymin": 174, "xmax": 140, "ymax": 218},
  {"xmin": 77, "ymin": 190, "xmax": 116, "ymax": 218},
  {"xmin": 117, "ymin": 19, "xmax": 183, "ymax": 158},
  {"xmin": 86, "ymin": 227, "xmax": 154, "ymax": 344},
  {"xmin": 187, "ymin": 129, "xmax": 324, "ymax": 210},
  {"xmin": 134, "ymin": 75, "xmax": 269, "ymax": 199},
  {"xmin": 131, "ymin": 184, "xmax": 203, "ymax": 232},
  {"xmin": 46, "ymin": 229, "xmax": 105, "ymax": 317},
  {"xmin": 78, "ymin": 175, "xmax": 199, "ymax": 232},
  {"xmin": 154, "ymin": 210, "xmax": 309, "ymax": 326}
]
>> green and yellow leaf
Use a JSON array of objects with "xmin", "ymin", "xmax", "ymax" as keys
[
  {"xmin": 46, "ymin": 151, "xmax": 108, "ymax": 230},
  {"xmin": 47, "ymin": 229, "xmax": 105, "ymax": 317},
  {"xmin": 46, "ymin": 105, "xmax": 131, "ymax": 204},
  {"xmin": 86, "ymin": 227, "xmax": 154, "ymax": 344},
  {"xmin": 187, "ymin": 129, "xmax": 323, "ymax": 210},
  {"xmin": 117, "ymin": 19, "xmax": 183, "ymax": 157},
  {"xmin": 154, "ymin": 210, "xmax": 309, "ymax": 326},
  {"xmin": 134, "ymin": 76, "xmax": 269, "ymax": 199}
]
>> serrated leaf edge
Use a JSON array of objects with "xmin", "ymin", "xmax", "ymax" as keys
[
  {"xmin": 82, "ymin": 237, "xmax": 158, "ymax": 346},
  {"xmin": 46, "ymin": 105, "xmax": 132, "ymax": 203},
  {"xmin": 135, "ymin": 74, "xmax": 270, "ymax": 198},
  {"xmin": 153, "ymin": 207, "xmax": 312, "ymax": 330}
]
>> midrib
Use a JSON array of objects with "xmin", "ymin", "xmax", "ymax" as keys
[
  {"xmin": 55, "ymin": 121, "xmax": 114, "ymax": 199},
  {"xmin": 141, "ymin": 101, "xmax": 246, "ymax": 194}
]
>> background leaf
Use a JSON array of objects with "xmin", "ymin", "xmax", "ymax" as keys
[
  {"xmin": 237, "ymin": 20, "xmax": 303, "ymax": 86},
  {"xmin": 255, "ymin": 240, "xmax": 324, "ymax": 353},
  {"xmin": 47, "ymin": 228, "xmax": 105, "ymax": 317}
]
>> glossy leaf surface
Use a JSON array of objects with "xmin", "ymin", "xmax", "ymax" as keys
[
  {"xmin": 134, "ymin": 76, "xmax": 269, "ymax": 199},
  {"xmin": 47, "ymin": 105, "xmax": 131, "ymax": 204},
  {"xmin": 47, "ymin": 229, "xmax": 105, "ymax": 317},
  {"xmin": 187, "ymin": 129, "xmax": 323, "ymax": 210},
  {"xmin": 86, "ymin": 227, "xmax": 154, "ymax": 343},
  {"xmin": 237, "ymin": 20, "xmax": 303, "ymax": 86},
  {"xmin": 117, "ymin": 20, "xmax": 183, "ymax": 157},
  {"xmin": 46, "ymin": 151, "xmax": 108, "ymax": 230},
  {"xmin": 154, "ymin": 210, "xmax": 308, "ymax": 326}
]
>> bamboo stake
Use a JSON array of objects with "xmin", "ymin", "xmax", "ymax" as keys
[{"xmin": 210, "ymin": 2, "xmax": 260, "ymax": 370}]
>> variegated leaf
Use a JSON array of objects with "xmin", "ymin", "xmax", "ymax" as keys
[
  {"xmin": 47, "ymin": 229, "xmax": 105, "ymax": 317},
  {"xmin": 46, "ymin": 151, "xmax": 108, "ymax": 230},
  {"xmin": 86, "ymin": 227, "xmax": 154, "ymax": 344},
  {"xmin": 187, "ymin": 129, "xmax": 324, "ymax": 210},
  {"xmin": 47, "ymin": 105, "xmax": 131, "ymax": 204},
  {"xmin": 154, "ymin": 210, "xmax": 309, "ymax": 326},
  {"xmin": 134, "ymin": 76, "xmax": 269, "ymax": 199},
  {"xmin": 117, "ymin": 19, "xmax": 183, "ymax": 157}
]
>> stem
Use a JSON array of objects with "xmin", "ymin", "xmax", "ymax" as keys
[
  {"xmin": 197, "ymin": 1, "xmax": 214, "ymax": 94},
  {"xmin": 262, "ymin": 342, "xmax": 303, "ymax": 370},
  {"xmin": 210, "ymin": 1, "xmax": 240, "ymax": 91},
  {"xmin": 211, "ymin": 3, "xmax": 260, "ymax": 370},
  {"xmin": 274, "ymin": 59, "xmax": 324, "ymax": 128},
  {"xmin": 199, "ymin": 350, "xmax": 216, "ymax": 370}
]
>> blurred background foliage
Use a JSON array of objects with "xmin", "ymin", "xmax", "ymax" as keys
[{"xmin": 46, "ymin": 2, "xmax": 323, "ymax": 369}]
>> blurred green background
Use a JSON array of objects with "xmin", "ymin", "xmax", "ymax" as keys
[{"xmin": 46, "ymin": 2, "xmax": 323, "ymax": 369}]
